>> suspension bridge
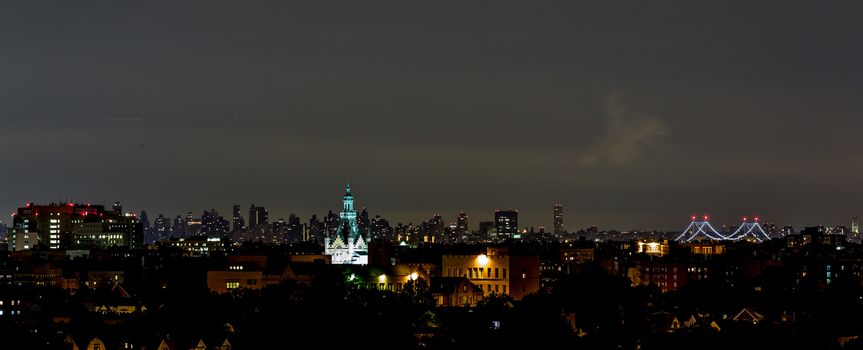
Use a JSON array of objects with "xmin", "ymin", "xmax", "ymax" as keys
[{"xmin": 675, "ymin": 215, "xmax": 771, "ymax": 243}]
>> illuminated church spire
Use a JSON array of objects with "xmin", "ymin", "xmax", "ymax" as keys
[
  {"xmin": 343, "ymin": 183, "xmax": 354, "ymax": 212},
  {"xmin": 324, "ymin": 183, "xmax": 368, "ymax": 264}
]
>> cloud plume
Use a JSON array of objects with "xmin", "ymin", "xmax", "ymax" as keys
[{"xmin": 580, "ymin": 93, "xmax": 669, "ymax": 165}]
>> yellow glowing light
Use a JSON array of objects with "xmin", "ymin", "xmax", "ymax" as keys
[
  {"xmin": 410, "ymin": 272, "xmax": 419, "ymax": 281},
  {"xmin": 477, "ymin": 254, "xmax": 489, "ymax": 266},
  {"xmin": 378, "ymin": 274, "xmax": 386, "ymax": 283}
]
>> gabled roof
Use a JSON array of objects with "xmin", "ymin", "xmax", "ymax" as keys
[{"xmin": 732, "ymin": 308, "xmax": 765, "ymax": 323}]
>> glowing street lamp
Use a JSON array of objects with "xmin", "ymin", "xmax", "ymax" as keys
[{"xmin": 477, "ymin": 254, "xmax": 489, "ymax": 266}]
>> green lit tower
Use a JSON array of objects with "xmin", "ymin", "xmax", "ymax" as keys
[{"xmin": 324, "ymin": 184, "xmax": 368, "ymax": 264}]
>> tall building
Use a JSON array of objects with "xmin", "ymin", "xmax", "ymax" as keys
[
  {"xmin": 369, "ymin": 215, "xmax": 392, "ymax": 241},
  {"xmin": 358, "ymin": 208, "xmax": 371, "ymax": 237},
  {"xmin": 288, "ymin": 214, "xmax": 304, "ymax": 242},
  {"xmin": 456, "ymin": 212, "xmax": 469, "ymax": 237},
  {"xmin": 257, "ymin": 207, "xmax": 269, "ymax": 226},
  {"xmin": 273, "ymin": 218, "xmax": 287, "ymax": 244},
  {"xmin": 553, "ymin": 204, "xmax": 564, "ymax": 235},
  {"xmin": 186, "ymin": 211, "xmax": 201, "ymax": 236},
  {"xmin": 113, "ymin": 201, "xmax": 123, "ymax": 214},
  {"xmin": 201, "ymin": 209, "xmax": 230, "ymax": 239},
  {"xmin": 154, "ymin": 214, "xmax": 171, "ymax": 241},
  {"xmin": 248, "ymin": 205, "xmax": 258, "ymax": 230},
  {"xmin": 232, "ymin": 204, "xmax": 244, "ymax": 232},
  {"xmin": 422, "ymin": 214, "xmax": 445, "ymax": 243},
  {"xmin": 8, "ymin": 202, "xmax": 142, "ymax": 250},
  {"xmin": 140, "ymin": 210, "xmax": 153, "ymax": 244},
  {"xmin": 309, "ymin": 214, "xmax": 325, "ymax": 243},
  {"xmin": 853, "ymin": 216, "xmax": 859, "ymax": 235},
  {"xmin": 494, "ymin": 210, "xmax": 518, "ymax": 238},
  {"xmin": 172, "ymin": 215, "xmax": 187, "ymax": 238},
  {"xmin": 324, "ymin": 184, "xmax": 368, "ymax": 264},
  {"xmin": 478, "ymin": 221, "xmax": 495, "ymax": 239},
  {"xmin": 324, "ymin": 210, "xmax": 340, "ymax": 236}
]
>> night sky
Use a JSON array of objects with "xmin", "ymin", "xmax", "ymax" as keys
[{"xmin": 2, "ymin": 1, "xmax": 861, "ymax": 231}]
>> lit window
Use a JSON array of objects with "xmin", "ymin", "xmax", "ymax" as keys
[{"xmin": 226, "ymin": 282, "xmax": 239, "ymax": 289}]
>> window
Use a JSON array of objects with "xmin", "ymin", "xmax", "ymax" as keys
[
  {"xmin": 503, "ymin": 285, "xmax": 507, "ymax": 294},
  {"xmin": 495, "ymin": 268, "xmax": 499, "ymax": 278},
  {"xmin": 503, "ymin": 268, "xmax": 507, "ymax": 278},
  {"xmin": 246, "ymin": 279, "xmax": 257, "ymax": 285},
  {"xmin": 226, "ymin": 281, "xmax": 240, "ymax": 289}
]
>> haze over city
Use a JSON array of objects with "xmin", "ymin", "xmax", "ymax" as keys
[{"xmin": 2, "ymin": 1, "xmax": 861, "ymax": 230}]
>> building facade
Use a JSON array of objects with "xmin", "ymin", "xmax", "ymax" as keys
[
  {"xmin": 441, "ymin": 248, "xmax": 540, "ymax": 300},
  {"xmin": 8, "ymin": 203, "xmax": 143, "ymax": 250}
]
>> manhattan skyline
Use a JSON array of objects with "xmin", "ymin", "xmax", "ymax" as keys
[{"xmin": 1, "ymin": 2, "xmax": 861, "ymax": 230}]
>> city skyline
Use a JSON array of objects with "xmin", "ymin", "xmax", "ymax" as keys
[
  {"xmin": 3, "ymin": 190, "xmax": 859, "ymax": 233},
  {"xmin": 2, "ymin": 2, "xmax": 861, "ymax": 231}
]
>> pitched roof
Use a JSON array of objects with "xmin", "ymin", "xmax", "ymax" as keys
[{"xmin": 732, "ymin": 308, "xmax": 765, "ymax": 323}]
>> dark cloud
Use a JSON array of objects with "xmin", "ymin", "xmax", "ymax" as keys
[{"xmin": 579, "ymin": 93, "xmax": 669, "ymax": 165}]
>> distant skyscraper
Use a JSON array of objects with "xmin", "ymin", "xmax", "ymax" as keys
[
  {"xmin": 248, "ymin": 205, "xmax": 258, "ymax": 230},
  {"xmin": 309, "ymin": 214, "xmax": 324, "ymax": 243},
  {"xmin": 324, "ymin": 184, "xmax": 368, "ymax": 264},
  {"xmin": 172, "ymin": 215, "xmax": 187, "ymax": 238},
  {"xmin": 423, "ymin": 214, "xmax": 444, "ymax": 243},
  {"xmin": 478, "ymin": 221, "xmax": 494, "ymax": 239},
  {"xmin": 287, "ymin": 214, "xmax": 303, "ymax": 243},
  {"xmin": 247, "ymin": 205, "xmax": 270, "ymax": 241},
  {"xmin": 369, "ymin": 215, "xmax": 392, "ymax": 241},
  {"xmin": 258, "ymin": 206, "xmax": 269, "ymax": 226},
  {"xmin": 495, "ymin": 210, "xmax": 518, "ymax": 238},
  {"xmin": 553, "ymin": 204, "xmax": 564, "ymax": 235},
  {"xmin": 232, "ymin": 204, "xmax": 244, "ymax": 232},
  {"xmin": 456, "ymin": 212, "xmax": 469, "ymax": 237},
  {"xmin": 185, "ymin": 211, "xmax": 202, "ymax": 236},
  {"xmin": 325, "ymin": 210, "xmax": 340, "ymax": 236},
  {"xmin": 154, "ymin": 214, "xmax": 171, "ymax": 241},
  {"xmin": 853, "ymin": 216, "xmax": 859, "ymax": 235},
  {"xmin": 140, "ymin": 210, "xmax": 154, "ymax": 244},
  {"xmin": 358, "ymin": 208, "xmax": 371, "ymax": 237},
  {"xmin": 113, "ymin": 201, "xmax": 123, "ymax": 214},
  {"xmin": 273, "ymin": 218, "xmax": 287, "ymax": 243},
  {"xmin": 201, "ymin": 209, "xmax": 230, "ymax": 238}
]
